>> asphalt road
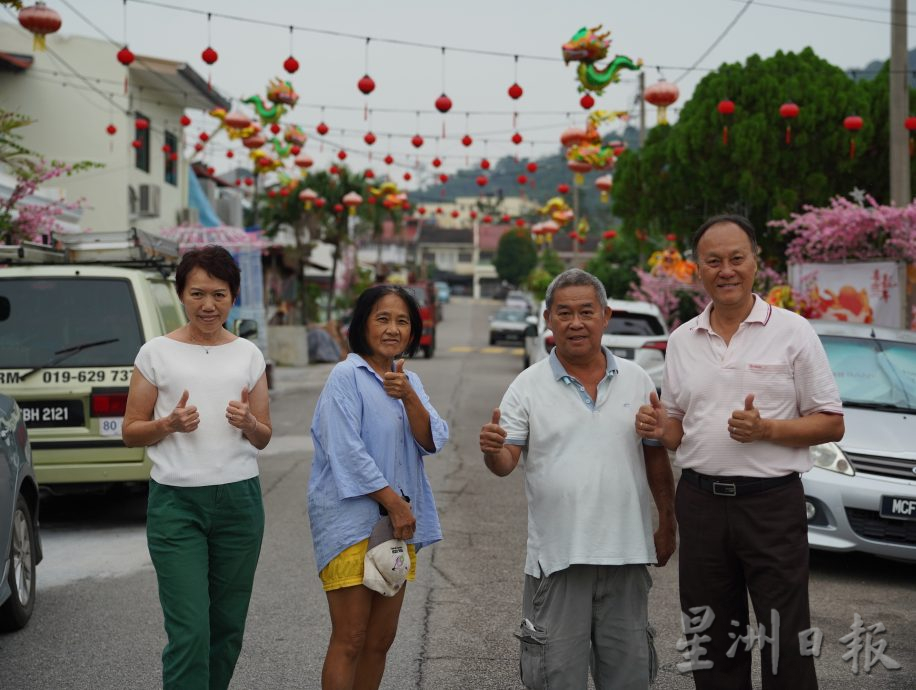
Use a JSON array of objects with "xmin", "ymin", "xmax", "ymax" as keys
[{"xmin": 1, "ymin": 296, "xmax": 914, "ymax": 689}]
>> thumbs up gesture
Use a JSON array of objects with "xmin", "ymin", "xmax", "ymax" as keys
[
  {"xmin": 479, "ymin": 407, "xmax": 507, "ymax": 454},
  {"xmin": 167, "ymin": 389, "xmax": 199, "ymax": 433},
  {"xmin": 635, "ymin": 391, "xmax": 667, "ymax": 440},
  {"xmin": 728, "ymin": 393, "xmax": 764, "ymax": 443},
  {"xmin": 226, "ymin": 386, "xmax": 257, "ymax": 434},
  {"xmin": 382, "ymin": 358, "xmax": 412, "ymax": 400}
]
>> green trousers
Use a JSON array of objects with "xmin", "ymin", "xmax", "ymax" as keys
[{"xmin": 147, "ymin": 477, "xmax": 265, "ymax": 690}]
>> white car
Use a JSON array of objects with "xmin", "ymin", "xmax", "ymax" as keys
[
  {"xmin": 803, "ymin": 320, "xmax": 916, "ymax": 563},
  {"xmin": 523, "ymin": 298, "xmax": 669, "ymax": 390},
  {"xmin": 489, "ymin": 307, "xmax": 530, "ymax": 346}
]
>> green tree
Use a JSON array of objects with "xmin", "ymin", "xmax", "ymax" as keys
[
  {"xmin": 612, "ymin": 49, "xmax": 915, "ymax": 267},
  {"xmin": 493, "ymin": 228, "xmax": 537, "ymax": 287}
]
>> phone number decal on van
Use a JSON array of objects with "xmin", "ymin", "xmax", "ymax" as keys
[{"xmin": 41, "ymin": 369, "xmax": 132, "ymax": 384}]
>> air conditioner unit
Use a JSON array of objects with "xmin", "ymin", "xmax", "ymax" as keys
[
  {"xmin": 177, "ymin": 207, "xmax": 199, "ymax": 225},
  {"xmin": 138, "ymin": 183, "xmax": 161, "ymax": 218}
]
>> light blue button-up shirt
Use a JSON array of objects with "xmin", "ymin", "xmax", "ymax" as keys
[{"xmin": 308, "ymin": 353, "xmax": 449, "ymax": 572}]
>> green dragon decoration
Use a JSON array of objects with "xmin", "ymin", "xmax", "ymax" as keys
[{"xmin": 562, "ymin": 25, "xmax": 642, "ymax": 94}]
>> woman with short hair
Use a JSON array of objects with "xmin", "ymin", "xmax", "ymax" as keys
[
  {"xmin": 123, "ymin": 245, "xmax": 271, "ymax": 690},
  {"xmin": 309, "ymin": 284, "xmax": 448, "ymax": 690}
]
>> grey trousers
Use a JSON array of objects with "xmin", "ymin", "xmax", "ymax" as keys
[{"xmin": 517, "ymin": 563, "xmax": 657, "ymax": 690}]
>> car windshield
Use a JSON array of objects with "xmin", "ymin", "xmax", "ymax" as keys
[
  {"xmin": 494, "ymin": 310, "xmax": 528, "ymax": 322},
  {"xmin": 404, "ymin": 286, "xmax": 428, "ymax": 306},
  {"xmin": 820, "ymin": 334, "xmax": 916, "ymax": 409},
  {"xmin": 0, "ymin": 277, "xmax": 144, "ymax": 367},
  {"xmin": 605, "ymin": 311, "xmax": 666, "ymax": 336}
]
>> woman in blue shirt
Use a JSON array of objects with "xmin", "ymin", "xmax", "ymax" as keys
[{"xmin": 309, "ymin": 284, "xmax": 449, "ymax": 690}]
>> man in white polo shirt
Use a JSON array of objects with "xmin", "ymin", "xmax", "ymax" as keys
[
  {"xmin": 480, "ymin": 268, "xmax": 676, "ymax": 690},
  {"xmin": 636, "ymin": 215, "xmax": 844, "ymax": 690}
]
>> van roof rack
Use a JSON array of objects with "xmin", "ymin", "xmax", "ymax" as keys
[{"xmin": 0, "ymin": 228, "xmax": 180, "ymax": 270}]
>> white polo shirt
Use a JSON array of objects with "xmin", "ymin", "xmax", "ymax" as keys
[
  {"xmin": 662, "ymin": 295, "xmax": 843, "ymax": 477},
  {"xmin": 500, "ymin": 348, "xmax": 658, "ymax": 578}
]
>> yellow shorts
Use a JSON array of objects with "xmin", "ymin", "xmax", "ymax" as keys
[{"xmin": 320, "ymin": 539, "xmax": 417, "ymax": 592}]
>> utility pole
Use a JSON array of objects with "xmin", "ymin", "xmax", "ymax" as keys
[
  {"xmin": 890, "ymin": 0, "xmax": 910, "ymax": 206},
  {"xmin": 638, "ymin": 71, "xmax": 646, "ymax": 148}
]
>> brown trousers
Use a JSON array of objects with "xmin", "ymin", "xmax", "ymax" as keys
[{"xmin": 676, "ymin": 475, "xmax": 818, "ymax": 690}]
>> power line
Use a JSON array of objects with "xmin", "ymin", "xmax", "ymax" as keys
[
  {"xmin": 675, "ymin": 1, "xmax": 755, "ymax": 84},
  {"xmin": 727, "ymin": 0, "xmax": 916, "ymax": 27}
]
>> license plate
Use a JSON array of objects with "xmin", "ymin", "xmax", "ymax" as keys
[
  {"xmin": 19, "ymin": 400, "xmax": 85, "ymax": 428},
  {"xmin": 880, "ymin": 495, "xmax": 916, "ymax": 521}
]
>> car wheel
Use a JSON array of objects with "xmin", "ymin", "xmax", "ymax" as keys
[{"xmin": 0, "ymin": 495, "xmax": 36, "ymax": 631}]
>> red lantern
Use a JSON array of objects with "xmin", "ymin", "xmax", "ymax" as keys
[
  {"xmin": 135, "ymin": 118, "xmax": 149, "ymax": 131},
  {"xmin": 580, "ymin": 93, "xmax": 595, "ymax": 110},
  {"xmin": 169, "ymin": 153, "xmax": 178, "ymax": 162},
  {"xmin": 557, "ymin": 183, "xmax": 570, "ymax": 195},
  {"xmin": 844, "ymin": 115, "xmax": 863, "ymax": 159},
  {"xmin": 364, "ymin": 169, "xmax": 375, "ymax": 179},
  {"xmin": 202, "ymin": 46, "xmax": 218, "ymax": 65},
  {"xmin": 481, "ymin": 158, "xmax": 491, "ymax": 170},
  {"xmin": 439, "ymin": 173, "xmax": 449, "ymax": 184},
  {"xmin": 384, "ymin": 154, "xmax": 394, "ymax": 165},
  {"xmin": 508, "ymin": 83, "xmax": 523, "ymax": 100},
  {"xmin": 417, "ymin": 206, "xmax": 427, "ymax": 215},
  {"xmin": 314, "ymin": 198, "xmax": 326, "ymax": 209},
  {"xmin": 337, "ymin": 150, "xmax": 347, "ymax": 161},
  {"xmin": 432, "ymin": 157, "xmax": 442, "ymax": 168},
  {"xmin": 450, "ymin": 210, "xmax": 459, "ymax": 218},
  {"xmin": 501, "ymin": 214, "xmax": 511, "ymax": 223},
  {"xmin": 132, "ymin": 140, "xmax": 142, "ymax": 149},
  {"xmin": 666, "ymin": 233, "xmax": 677, "ymax": 243},
  {"xmin": 299, "ymin": 188, "xmax": 318, "ymax": 209},
  {"xmin": 602, "ymin": 230, "xmax": 617, "ymax": 240},
  {"xmin": 18, "ymin": 2, "xmax": 62, "ymax": 52},
  {"xmin": 517, "ymin": 174, "xmax": 528, "ymax": 185},
  {"xmin": 436, "ymin": 207, "xmax": 443, "ymax": 215},
  {"xmin": 329, "ymin": 165, "xmax": 339, "ymax": 175},
  {"xmin": 317, "ymin": 122, "xmax": 329, "ymax": 136},
  {"xmin": 242, "ymin": 134, "xmax": 266, "ymax": 149},
  {"xmin": 180, "ymin": 115, "xmax": 191, "ymax": 127},
  {"xmin": 343, "ymin": 191, "xmax": 363, "ymax": 215},
  {"xmin": 244, "ymin": 177, "xmax": 254, "ymax": 187},
  {"xmin": 470, "ymin": 210, "xmax": 478, "ymax": 219},
  {"xmin": 515, "ymin": 218, "xmax": 526, "ymax": 228},
  {"xmin": 290, "ymin": 145, "xmax": 301, "ymax": 156},
  {"xmin": 567, "ymin": 160, "xmax": 592, "ymax": 174},
  {"xmin": 403, "ymin": 172, "xmax": 412, "ymax": 181},
  {"xmin": 358, "ymin": 74, "xmax": 375, "ymax": 95},
  {"xmin": 476, "ymin": 175, "xmax": 488, "ymax": 187},
  {"xmin": 117, "ymin": 46, "xmax": 134, "ymax": 66},
  {"xmin": 333, "ymin": 203, "xmax": 344, "ymax": 214},
  {"xmin": 905, "ymin": 116, "xmax": 916, "ymax": 157},
  {"xmin": 779, "ymin": 102, "xmax": 800, "ymax": 145},
  {"xmin": 294, "ymin": 153, "xmax": 314, "ymax": 169},
  {"xmin": 595, "ymin": 174, "xmax": 613, "ymax": 203},
  {"xmin": 511, "ymin": 132, "xmax": 523, "ymax": 145},
  {"xmin": 462, "ymin": 135, "xmax": 473, "ymax": 147},
  {"xmin": 199, "ymin": 131, "xmax": 209, "ymax": 142},
  {"xmin": 526, "ymin": 162, "xmax": 538, "ymax": 174},
  {"xmin": 270, "ymin": 123, "xmax": 281, "ymax": 135},
  {"xmin": 226, "ymin": 150, "xmax": 234, "ymax": 159},
  {"xmin": 106, "ymin": 124, "xmax": 117, "ymax": 136},
  {"xmin": 411, "ymin": 134, "xmax": 424, "ymax": 148},
  {"xmin": 224, "ymin": 111, "xmax": 251, "ymax": 129},
  {"xmin": 193, "ymin": 143, "xmax": 203, "ymax": 152},
  {"xmin": 267, "ymin": 190, "xmax": 277, "ymax": 199},
  {"xmin": 284, "ymin": 56, "xmax": 299, "ymax": 74},
  {"xmin": 717, "ymin": 100, "xmax": 735, "ymax": 146},
  {"xmin": 643, "ymin": 81, "xmax": 680, "ymax": 126},
  {"xmin": 435, "ymin": 94, "xmax": 453, "ymax": 113},
  {"xmin": 364, "ymin": 132, "xmax": 377, "ymax": 146}
]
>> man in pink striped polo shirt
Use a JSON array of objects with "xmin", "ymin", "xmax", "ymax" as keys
[{"xmin": 636, "ymin": 214, "xmax": 844, "ymax": 690}]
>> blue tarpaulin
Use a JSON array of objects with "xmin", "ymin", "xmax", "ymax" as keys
[{"xmin": 187, "ymin": 166, "xmax": 222, "ymax": 227}]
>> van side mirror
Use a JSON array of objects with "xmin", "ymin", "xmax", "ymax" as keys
[{"xmin": 233, "ymin": 318, "xmax": 258, "ymax": 340}]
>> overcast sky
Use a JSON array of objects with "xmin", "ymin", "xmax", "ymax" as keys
[{"xmin": 3, "ymin": 0, "xmax": 909, "ymax": 184}]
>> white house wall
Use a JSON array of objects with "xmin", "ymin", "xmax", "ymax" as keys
[{"xmin": 0, "ymin": 23, "xmax": 187, "ymax": 233}]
